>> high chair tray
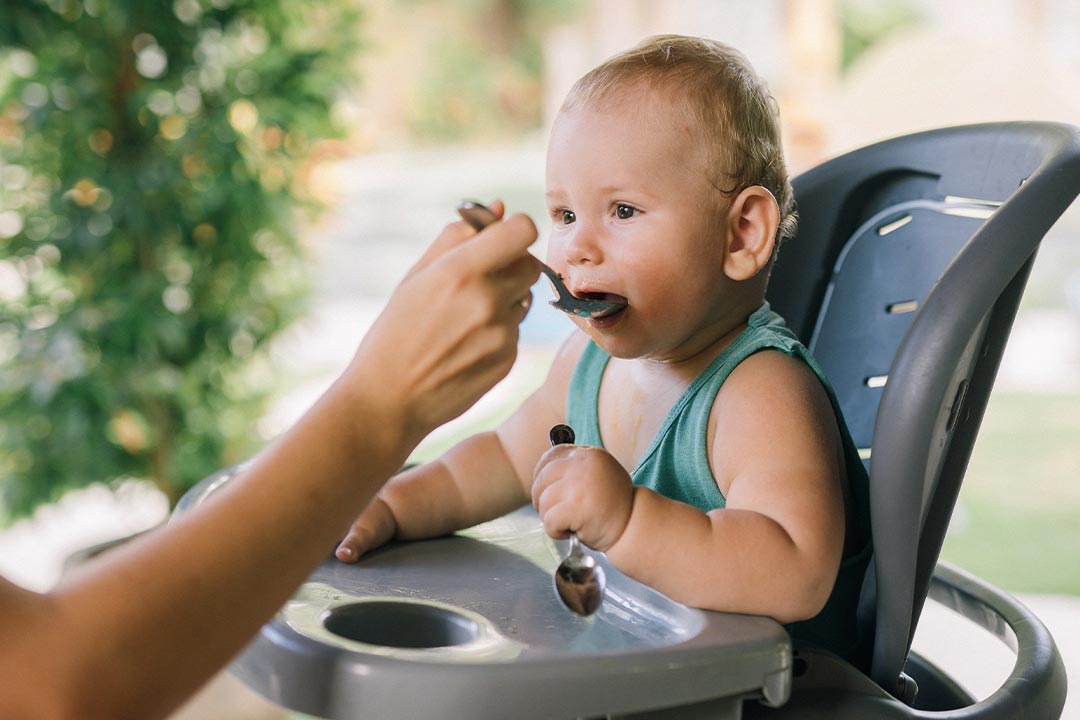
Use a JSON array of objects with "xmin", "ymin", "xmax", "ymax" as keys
[{"xmin": 176, "ymin": 465, "xmax": 792, "ymax": 720}]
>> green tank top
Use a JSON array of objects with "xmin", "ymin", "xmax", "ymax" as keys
[{"xmin": 566, "ymin": 302, "xmax": 871, "ymax": 668}]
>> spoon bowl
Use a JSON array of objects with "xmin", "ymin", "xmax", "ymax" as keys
[
  {"xmin": 554, "ymin": 534, "xmax": 606, "ymax": 617},
  {"xmin": 457, "ymin": 201, "xmax": 628, "ymax": 319}
]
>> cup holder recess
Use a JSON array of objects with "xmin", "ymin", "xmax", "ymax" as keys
[{"xmin": 322, "ymin": 600, "xmax": 481, "ymax": 649}]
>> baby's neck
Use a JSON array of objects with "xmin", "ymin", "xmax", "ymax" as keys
[
  {"xmin": 641, "ymin": 319, "xmax": 745, "ymax": 382},
  {"xmin": 599, "ymin": 303, "xmax": 760, "ymax": 470},
  {"xmin": 640, "ymin": 294, "xmax": 762, "ymax": 377}
]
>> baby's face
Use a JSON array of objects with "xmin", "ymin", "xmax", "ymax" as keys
[{"xmin": 545, "ymin": 87, "xmax": 734, "ymax": 362}]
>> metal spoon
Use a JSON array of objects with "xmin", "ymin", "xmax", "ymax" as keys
[
  {"xmin": 548, "ymin": 424, "xmax": 606, "ymax": 616},
  {"xmin": 457, "ymin": 200, "xmax": 628, "ymax": 319}
]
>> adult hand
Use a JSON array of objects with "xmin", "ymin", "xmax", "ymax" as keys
[
  {"xmin": 0, "ymin": 201, "xmax": 542, "ymax": 720},
  {"xmin": 531, "ymin": 444, "xmax": 634, "ymax": 552},
  {"xmin": 345, "ymin": 201, "xmax": 541, "ymax": 445}
]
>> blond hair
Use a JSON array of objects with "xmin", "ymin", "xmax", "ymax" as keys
[{"xmin": 560, "ymin": 34, "xmax": 798, "ymax": 244}]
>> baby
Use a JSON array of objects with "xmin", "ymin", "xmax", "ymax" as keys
[{"xmin": 337, "ymin": 34, "xmax": 870, "ymax": 666}]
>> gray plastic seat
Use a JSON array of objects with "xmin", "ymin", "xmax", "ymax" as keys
[{"xmin": 757, "ymin": 121, "xmax": 1080, "ymax": 717}]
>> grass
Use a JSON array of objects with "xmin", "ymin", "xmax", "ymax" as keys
[{"xmin": 941, "ymin": 391, "xmax": 1080, "ymax": 594}]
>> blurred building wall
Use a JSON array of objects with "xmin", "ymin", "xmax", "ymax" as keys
[
  {"xmin": 541, "ymin": 0, "xmax": 790, "ymax": 119},
  {"xmin": 827, "ymin": 0, "xmax": 1080, "ymax": 156},
  {"xmin": 541, "ymin": 0, "xmax": 842, "ymax": 175},
  {"xmin": 540, "ymin": 0, "xmax": 1080, "ymax": 171}
]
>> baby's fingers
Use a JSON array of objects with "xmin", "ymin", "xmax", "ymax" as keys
[
  {"xmin": 531, "ymin": 444, "xmax": 576, "ymax": 509},
  {"xmin": 335, "ymin": 499, "xmax": 395, "ymax": 563},
  {"xmin": 335, "ymin": 527, "xmax": 376, "ymax": 563},
  {"xmin": 534, "ymin": 485, "xmax": 576, "ymax": 540}
]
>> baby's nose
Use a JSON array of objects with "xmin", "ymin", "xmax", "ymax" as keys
[{"xmin": 563, "ymin": 224, "xmax": 604, "ymax": 266}]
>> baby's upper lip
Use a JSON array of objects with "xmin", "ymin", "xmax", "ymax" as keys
[
  {"xmin": 569, "ymin": 282, "xmax": 628, "ymax": 310},
  {"xmin": 570, "ymin": 280, "xmax": 617, "ymax": 300}
]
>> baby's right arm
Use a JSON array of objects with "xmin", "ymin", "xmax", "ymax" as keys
[
  {"xmin": 335, "ymin": 432, "xmax": 526, "ymax": 561},
  {"xmin": 336, "ymin": 332, "xmax": 588, "ymax": 562}
]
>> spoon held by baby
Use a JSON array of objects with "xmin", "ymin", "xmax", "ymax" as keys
[{"xmin": 548, "ymin": 424, "xmax": 606, "ymax": 616}]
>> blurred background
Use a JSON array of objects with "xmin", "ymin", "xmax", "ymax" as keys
[{"xmin": 1, "ymin": 1, "xmax": 1078, "ymax": 718}]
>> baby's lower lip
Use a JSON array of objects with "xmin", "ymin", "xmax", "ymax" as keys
[{"xmin": 587, "ymin": 304, "xmax": 628, "ymax": 328}]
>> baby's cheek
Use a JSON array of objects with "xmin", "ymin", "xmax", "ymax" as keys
[{"xmin": 543, "ymin": 234, "xmax": 566, "ymax": 269}]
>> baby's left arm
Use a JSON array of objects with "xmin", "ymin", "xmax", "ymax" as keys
[{"xmin": 532, "ymin": 350, "xmax": 846, "ymax": 624}]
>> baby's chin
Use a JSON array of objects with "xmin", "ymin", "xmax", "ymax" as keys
[{"xmin": 578, "ymin": 320, "xmax": 656, "ymax": 361}]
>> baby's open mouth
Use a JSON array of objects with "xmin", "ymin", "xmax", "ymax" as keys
[{"xmin": 574, "ymin": 291, "xmax": 628, "ymax": 319}]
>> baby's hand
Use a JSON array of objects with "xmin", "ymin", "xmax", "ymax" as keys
[
  {"xmin": 336, "ymin": 496, "xmax": 396, "ymax": 563},
  {"xmin": 531, "ymin": 445, "xmax": 633, "ymax": 552}
]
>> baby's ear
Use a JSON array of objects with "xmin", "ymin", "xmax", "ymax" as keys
[{"xmin": 721, "ymin": 186, "xmax": 779, "ymax": 281}]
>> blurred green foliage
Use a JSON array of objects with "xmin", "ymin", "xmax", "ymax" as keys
[
  {"xmin": 840, "ymin": 0, "xmax": 922, "ymax": 73},
  {"xmin": 400, "ymin": 0, "xmax": 581, "ymax": 142},
  {"xmin": 0, "ymin": 0, "xmax": 362, "ymax": 521},
  {"xmin": 943, "ymin": 391, "xmax": 1080, "ymax": 594}
]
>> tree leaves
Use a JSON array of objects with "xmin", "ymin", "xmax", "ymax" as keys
[{"xmin": 0, "ymin": 0, "xmax": 363, "ymax": 517}]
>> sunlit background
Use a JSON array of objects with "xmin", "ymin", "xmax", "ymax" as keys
[{"xmin": 1, "ymin": 1, "xmax": 1079, "ymax": 718}]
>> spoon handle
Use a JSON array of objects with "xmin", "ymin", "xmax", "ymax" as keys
[
  {"xmin": 547, "ymin": 423, "xmax": 606, "ymax": 616},
  {"xmin": 549, "ymin": 424, "xmax": 584, "ymax": 557},
  {"xmin": 567, "ymin": 532, "xmax": 584, "ymax": 559},
  {"xmin": 549, "ymin": 423, "xmax": 575, "ymax": 447},
  {"xmin": 456, "ymin": 200, "xmax": 499, "ymax": 231}
]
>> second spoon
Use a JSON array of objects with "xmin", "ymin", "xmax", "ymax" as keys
[{"xmin": 548, "ymin": 424, "xmax": 606, "ymax": 616}]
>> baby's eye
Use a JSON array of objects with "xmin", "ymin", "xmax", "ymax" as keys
[
  {"xmin": 559, "ymin": 209, "xmax": 576, "ymax": 225},
  {"xmin": 614, "ymin": 203, "xmax": 637, "ymax": 220}
]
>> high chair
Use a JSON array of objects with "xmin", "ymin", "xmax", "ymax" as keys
[
  {"xmin": 755, "ymin": 120, "xmax": 1080, "ymax": 717},
  {"xmin": 176, "ymin": 122, "xmax": 1080, "ymax": 719}
]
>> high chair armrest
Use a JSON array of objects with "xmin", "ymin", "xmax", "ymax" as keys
[{"xmin": 747, "ymin": 561, "xmax": 1067, "ymax": 719}]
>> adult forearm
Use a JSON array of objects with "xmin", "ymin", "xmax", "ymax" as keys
[
  {"xmin": 47, "ymin": 380, "xmax": 412, "ymax": 720},
  {"xmin": 0, "ymin": 206, "xmax": 541, "ymax": 719}
]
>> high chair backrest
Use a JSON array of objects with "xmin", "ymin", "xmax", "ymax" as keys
[{"xmin": 765, "ymin": 122, "xmax": 1080, "ymax": 699}]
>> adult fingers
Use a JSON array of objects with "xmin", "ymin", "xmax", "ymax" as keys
[
  {"xmin": 505, "ymin": 289, "xmax": 534, "ymax": 324},
  {"xmin": 406, "ymin": 199, "xmax": 507, "ymax": 278},
  {"xmin": 347, "ymin": 206, "xmax": 536, "ymax": 437},
  {"xmin": 405, "ymin": 221, "xmax": 473, "ymax": 280},
  {"xmin": 431, "ymin": 242, "xmax": 538, "ymax": 333},
  {"xmin": 486, "ymin": 198, "xmax": 506, "ymax": 219},
  {"xmin": 406, "ymin": 209, "xmax": 539, "ymax": 315},
  {"xmin": 496, "ymin": 256, "xmax": 540, "ymax": 321},
  {"xmin": 502, "ymin": 252, "xmax": 544, "ymax": 291},
  {"xmin": 450, "ymin": 213, "xmax": 540, "ymax": 276}
]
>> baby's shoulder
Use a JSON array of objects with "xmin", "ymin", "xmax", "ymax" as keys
[
  {"xmin": 548, "ymin": 331, "xmax": 591, "ymax": 378},
  {"xmin": 535, "ymin": 331, "xmax": 592, "ymax": 399},
  {"xmin": 716, "ymin": 349, "xmax": 831, "ymax": 419},
  {"xmin": 553, "ymin": 330, "xmax": 591, "ymax": 366},
  {"xmin": 708, "ymin": 349, "xmax": 843, "ymax": 479}
]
